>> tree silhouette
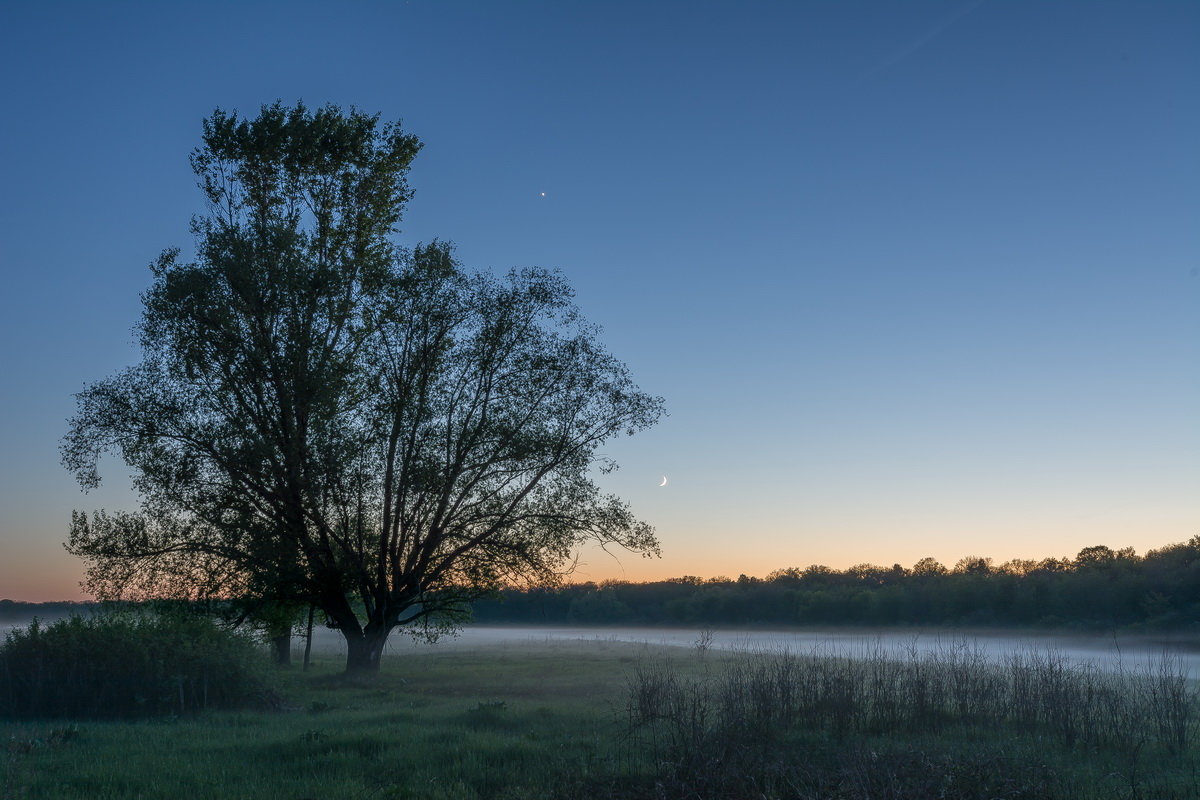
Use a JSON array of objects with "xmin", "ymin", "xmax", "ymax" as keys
[{"xmin": 63, "ymin": 102, "xmax": 662, "ymax": 672}]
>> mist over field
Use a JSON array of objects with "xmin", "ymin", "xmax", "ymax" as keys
[
  {"xmin": 294, "ymin": 623, "xmax": 1200, "ymax": 675},
  {"xmin": 8, "ymin": 615, "xmax": 1192, "ymax": 674}
]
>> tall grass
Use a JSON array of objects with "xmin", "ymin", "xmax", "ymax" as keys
[
  {"xmin": 0, "ymin": 613, "xmax": 274, "ymax": 719},
  {"xmin": 627, "ymin": 642, "xmax": 1199, "ymax": 798}
]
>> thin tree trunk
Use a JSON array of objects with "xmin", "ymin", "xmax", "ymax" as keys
[{"xmin": 303, "ymin": 604, "xmax": 315, "ymax": 671}]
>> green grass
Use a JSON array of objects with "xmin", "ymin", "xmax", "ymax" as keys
[
  {"xmin": 1, "ymin": 640, "xmax": 652, "ymax": 800},
  {"xmin": 3, "ymin": 639, "xmax": 1198, "ymax": 799}
]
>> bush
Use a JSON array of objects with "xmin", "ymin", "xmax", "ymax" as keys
[{"xmin": 0, "ymin": 612, "xmax": 276, "ymax": 719}]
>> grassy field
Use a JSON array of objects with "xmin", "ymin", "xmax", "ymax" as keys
[
  {"xmin": 2, "ymin": 640, "xmax": 650, "ymax": 800},
  {"xmin": 3, "ymin": 638, "xmax": 1198, "ymax": 799}
]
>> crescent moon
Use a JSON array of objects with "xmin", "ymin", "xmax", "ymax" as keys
[{"xmin": 659, "ymin": 476, "xmax": 668, "ymax": 487}]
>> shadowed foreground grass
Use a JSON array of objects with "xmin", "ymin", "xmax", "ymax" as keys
[
  {"xmin": 2, "ymin": 640, "xmax": 646, "ymax": 800},
  {"xmin": 3, "ymin": 638, "xmax": 1198, "ymax": 799}
]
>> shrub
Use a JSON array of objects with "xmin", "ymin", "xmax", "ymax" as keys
[{"xmin": 0, "ymin": 612, "xmax": 276, "ymax": 719}]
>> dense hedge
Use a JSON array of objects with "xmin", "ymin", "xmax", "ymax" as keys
[
  {"xmin": 471, "ymin": 538, "xmax": 1200, "ymax": 630},
  {"xmin": 0, "ymin": 612, "xmax": 275, "ymax": 719}
]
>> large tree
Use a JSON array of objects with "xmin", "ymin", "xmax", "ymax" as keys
[{"xmin": 63, "ymin": 102, "xmax": 663, "ymax": 672}]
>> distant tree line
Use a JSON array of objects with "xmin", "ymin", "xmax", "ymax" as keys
[
  {"xmin": 0, "ymin": 600, "xmax": 93, "ymax": 622},
  {"xmin": 6, "ymin": 539, "xmax": 1197, "ymax": 633},
  {"xmin": 469, "ymin": 538, "xmax": 1200, "ymax": 631}
]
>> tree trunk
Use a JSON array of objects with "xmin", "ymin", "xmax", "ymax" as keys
[
  {"xmin": 343, "ymin": 627, "xmax": 390, "ymax": 674},
  {"xmin": 303, "ymin": 604, "xmax": 315, "ymax": 671},
  {"xmin": 270, "ymin": 633, "xmax": 292, "ymax": 667}
]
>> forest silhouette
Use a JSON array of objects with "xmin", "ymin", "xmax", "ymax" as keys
[
  {"xmin": 5, "ymin": 539, "xmax": 1197, "ymax": 632},
  {"xmin": 470, "ymin": 538, "xmax": 1200, "ymax": 630}
]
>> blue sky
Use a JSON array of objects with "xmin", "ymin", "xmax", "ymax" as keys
[{"xmin": 1, "ymin": 1, "xmax": 1196, "ymax": 600}]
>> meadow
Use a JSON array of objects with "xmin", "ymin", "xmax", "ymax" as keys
[{"xmin": 2, "ymin": 633, "xmax": 1198, "ymax": 799}]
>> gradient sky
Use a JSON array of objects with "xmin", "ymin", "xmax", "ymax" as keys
[{"xmin": 1, "ymin": 1, "xmax": 1197, "ymax": 601}]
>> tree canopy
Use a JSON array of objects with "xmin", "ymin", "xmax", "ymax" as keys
[{"xmin": 63, "ymin": 102, "xmax": 663, "ymax": 671}]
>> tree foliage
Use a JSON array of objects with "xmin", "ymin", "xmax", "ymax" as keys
[
  {"xmin": 472, "ymin": 538, "xmax": 1200, "ymax": 630},
  {"xmin": 62, "ymin": 102, "xmax": 663, "ymax": 671}
]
